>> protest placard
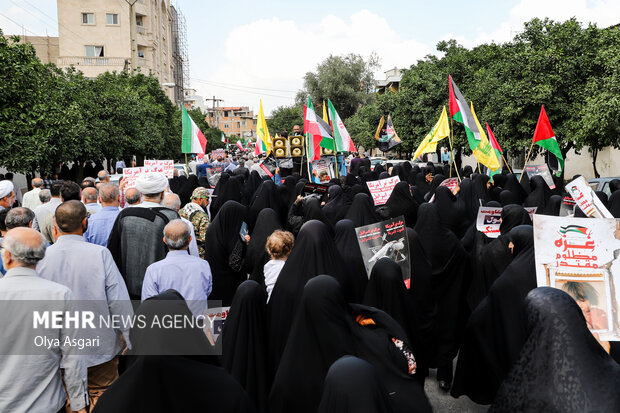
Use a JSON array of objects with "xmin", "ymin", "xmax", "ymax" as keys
[
  {"xmin": 439, "ymin": 177, "xmax": 459, "ymax": 191},
  {"xmin": 312, "ymin": 157, "xmax": 335, "ymax": 182},
  {"xmin": 560, "ymin": 195, "xmax": 576, "ymax": 216},
  {"xmin": 122, "ymin": 167, "xmax": 147, "ymax": 189},
  {"xmin": 144, "ymin": 160, "xmax": 174, "ymax": 178},
  {"xmin": 565, "ymin": 176, "xmax": 614, "ymax": 218},
  {"xmin": 366, "ymin": 176, "xmax": 400, "ymax": 206},
  {"xmin": 525, "ymin": 164, "xmax": 556, "ymax": 189},
  {"xmin": 355, "ymin": 216, "xmax": 410, "ymax": 283},
  {"xmin": 533, "ymin": 214, "xmax": 620, "ymax": 341},
  {"xmin": 475, "ymin": 206, "xmax": 537, "ymax": 238},
  {"xmin": 302, "ymin": 183, "xmax": 328, "ymax": 196},
  {"xmin": 211, "ymin": 149, "xmax": 226, "ymax": 159},
  {"xmin": 204, "ymin": 306, "xmax": 229, "ymax": 342}
]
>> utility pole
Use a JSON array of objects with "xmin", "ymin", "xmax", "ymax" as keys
[
  {"xmin": 124, "ymin": 0, "xmax": 139, "ymax": 72},
  {"xmin": 205, "ymin": 96, "xmax": 224, "ymax": 129}
]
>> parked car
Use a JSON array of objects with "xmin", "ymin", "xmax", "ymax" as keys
[{"xmin": 588, "ymin": 177, "xmax": 620, "ymax": 197}]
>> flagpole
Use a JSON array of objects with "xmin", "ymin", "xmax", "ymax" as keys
[
  {"xmin": 501, "ymin": 153, "xmax": 513, "ymax": 174},
  {"xmin": 449, "ymin": 118, "xmax": 462, "ymax": 180},
  {"xmin": 305, "ymin": 133, "xmax": 312, "ymax": 181},
  {"xmin": 519, "ymin": 141, "xmax": 535, "ymax": 183}
]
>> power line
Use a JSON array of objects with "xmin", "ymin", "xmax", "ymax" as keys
[
  {"xmin": 191, "ymin": 77, "xmax": 298, "ymax": 93},
  {"xmin": 191, "ymin": 78, "xmax": 296, "ymax": 100},
  {"xmin": 0, "ymin": 11, "xmax": 40, "ymax": 36}
]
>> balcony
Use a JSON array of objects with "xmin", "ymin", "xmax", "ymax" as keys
[{"xmin": 57, "ymin": 56, "xmax": 127, "ymax": 67}]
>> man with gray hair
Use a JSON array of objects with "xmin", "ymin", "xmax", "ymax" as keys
[
  {"xmin": 162, "ymin": 193, "xmax": 199, "ymax": 257},
  {"xmin": 38, "ymin": 188, "xmax": 51, "ymax": 204},
  {"xmin": 84, "ymin": 183, "xmax": 120, "ymax": 247},
  {"xmin": 0, "ymin": 227, "xmax": 88, "ymax": 412},
  {"xmin": 82, "ymin": 187, "xmax": 101, "ymax": 214},
  {"xmin": 97, "ymin": 170, "xmax": 110, "ymax": 184},
  {"xmin": 37, "ymin": 200, "xmax": 133, "ymax": 409},
  {"xmin": 22, "ymin": 177, "xmax": 43, "ymax": 210},
  {"xmin": 124, "ymin": 187, "xmax": 141, "ymax": 207},
  {"xmin": 6, "ymin": 207, "xmax": 35, "ymax": 229},
  {"xmin": 141, "ymin": 219, "xmax": 212, "ymax": 318}
]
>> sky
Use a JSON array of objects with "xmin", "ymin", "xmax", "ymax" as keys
[{"xmin": 1, "ymin": 0, "xmax": 619, "ymax": 115}]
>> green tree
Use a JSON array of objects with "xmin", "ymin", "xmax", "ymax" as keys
[
  {"xmin": 267, "ymin": 105, "xmax": 303, "ymax": 136},
  {"xmin": 297, "ymin": 53, "xmax": 380, "ymax": 120}
]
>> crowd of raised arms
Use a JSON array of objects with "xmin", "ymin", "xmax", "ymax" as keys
[{"xmin": 0, "ymin": 153, "xmax": 619, "ymax": 413}]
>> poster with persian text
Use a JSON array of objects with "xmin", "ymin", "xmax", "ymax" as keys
[
  {"xmin": 367, "ymin": 176, "xmax": 400, "ymax": 206},
  {"xmin": 355, "ymin": 216, "xmax": 410, "ymax": 283},
  {"xmin": 533, "ymin": 214, "xmax": 620, "ymax": 341},
  {"xmin": 475, "ymin": 206, "xmax": 537, "ymax": 238}
]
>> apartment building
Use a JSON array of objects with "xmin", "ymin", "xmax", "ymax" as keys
[
  {"xmin": 205, "ymin": 107, "xmax": 258, "ymax": 138},
  {"xmin": 55, "ymin": 0, "xmax": 183, "ymax": 101}
]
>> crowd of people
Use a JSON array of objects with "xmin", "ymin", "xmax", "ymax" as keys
[{"xmin": 0, "ymin": 152, "xmax": 620, "ymax": 413}]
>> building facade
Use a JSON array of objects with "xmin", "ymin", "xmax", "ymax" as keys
[
  {"xmin": 376, "ymin": 67, "xmax": 404, "ymax": 94},
  {"xmin": 56, "ymin": 0, "xmax": 182, "ymax": 101},
  {"xmin": 205, "ymin": 107, "xmax": 258, "ymax": 138}
]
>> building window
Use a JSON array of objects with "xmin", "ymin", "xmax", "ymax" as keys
[
  {"xmin": 138, "ymin": 51, "xmax": 145, "ymax": 58},
  {"xmin": 224, "ymin": 123, "xmax": 229, "ymax": 129},
  {"xmin": 81, "ymin": 13, "xmax": 95, "ymax": 24},
  {"xmin": 136, "ymin": 15, "xmax": 143, "ymax": 26},
  {"xmin": 106, "ymin": 13, "xmax": 119, "ymax": 25},
  {"xmin": 85, "ymin": 45, "xmax": 104, "ymax": 57}
]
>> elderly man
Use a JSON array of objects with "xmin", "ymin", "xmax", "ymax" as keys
[
  {"xmin": 33, "ymin": 181, "xmax": 62, "ymax": 231},
  {"xmin": 22, "ymin": 178, "xmax": 43, "ymax": 210},
  {"xmin": 37, "ymin": 201, "xmax": 132, "ymax": 410},
  {"xmin": 6, "ymin": 207, "xmax": 35, "ymax": 229},
  {"xmin": 141, "ymin": 219, "xmax": 212, "ymax": 318},
  {"xmin": 84, "ymin": 184, "xmax": 120, "ymax": 247},
  {"xmin": 97, "ymin": 170, "xmax": 110, "ymax": 184},
  {"xmin": 123, "ymin": 187, "xmax": 141, "ymax": 207},
  {"xmin": 39, "ymin": 188, "xmax": 51, "ymax": 204},
  {"xmin": 162, "ymin": 193, "xmax": 199, "ymax": 257},
  {"xmin": 82, "ymin": 187, "xmax": 101, "ymax": 214},
  {"xmin": 41, "ymin": 181, "xmax": 82, "ymax": 244},
  {"xmin": 179, "ymin": 187, "xmax": 210, "ymax": 259},
  {"xmin": 107, "ymin": 172, "xmax": 178, "ymax": 299},
  {"xmin": 0, "ymin": 180, "xmax": 15, "ymax": 211},
  {"xmin": 81, "ymin": 177, "xmax": 96, "ymax": 189},
  {"xmin": 0, "ymin": 227, "xmax": 88, "ymax": 413}
]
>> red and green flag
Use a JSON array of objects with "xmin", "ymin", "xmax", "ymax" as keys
[
  {"xmin": 449, "ymin": 75, "xmax": 481, "ymax": 151},
  {"xmin": 181, "ymin": 106, "xmax": 207, "ymax": 155},
  {"xmin": 327, "ymin": 99, "xmax": 356, "ymax": 152},
  {"xmin": 532, "ymin": 105, "xmax": 564, "ymax": 176},
  {"xmin": 304, "ymin": 97, "xmax": 333, "ymax": 161}
]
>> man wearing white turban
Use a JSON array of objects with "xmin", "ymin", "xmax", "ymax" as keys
[
  {"xmin": 0, "ymin": 181, "xmax": 15, "ymax": 211},
  {"xmin": 107, "ymin": 172, "xmax": 179, "ymax": 299},
  {"xmin": 135, "ymin": 172, "xmax": 169, "ymax": 208}
]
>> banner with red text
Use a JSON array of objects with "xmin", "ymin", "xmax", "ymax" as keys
[
  {"xmin": 367, "ymin": 176, "xmax": 400, "ymax": 206},
  {"xmin": 534, "ymin": 214, "xmax": 620, "ymax": 341},
  {"xmin": 476, "ymin": 206, "xmax": 537, "ymax": 238}
]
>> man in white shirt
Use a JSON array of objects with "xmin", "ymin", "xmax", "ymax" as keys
[
  {"xmin": 22, "ymin": 178, "xmax": 43, "ymax": 210},
  {"xmin": 0, "ymin": 227, "xmax": 88, "ymax": 413}
]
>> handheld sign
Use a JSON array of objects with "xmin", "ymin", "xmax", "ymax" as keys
[
  {"xmin": 565, "ymin": 176, "xmax": 613, "ymax": 219},
  {"xmin": 302, "ymin": 183, "xmax": 328, "ymax": 196},
  {"xmin": 533, "ymin": 214, "xmax": 620, "ymax": 341},
  {"xmin": 355, "ymin": 216, "xmax": 410, "ymax": 283},
  {"xmin": 144, "ymin": 160, "xmax": 174, "ymax": 178},
  {"xmin": 525, "ymin": 164, "xmax": 556, "ymax": 189},
  {"xmin": 476, "ymin": 206, "xmax": 537, "ymax": 238},
  {"xmin": 439, "ymin": 177, "xmax": 459, "ymax": 191},
  {"xmin": 367, "ymin": 176, "xmax": 400, "ymax": 206}
]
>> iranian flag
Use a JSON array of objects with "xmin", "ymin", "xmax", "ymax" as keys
[
  {"xmin": 327, "ymin": 99, "xmax": 356, "ymax": 152},
  {"xmin": 221, "ymin": 133, "xmax": 228, "ymax": 144},
  {"xmin": 235, "ymin": 141, "xmax": 245, "ymax": 151},
  {"xmin": 449, "ymin": 75, "xmax": 481, "ymax": 151},
  {"xmin": 304, "ymin": 97, "xmax": 332, "ymax": 161},
  {"xmin": 181, "ymin": 106, "xmax": 206, "ymax": 154},
  {"xmin": 532, "ymin": 105, "xmax": 564, "ymax": 175}
]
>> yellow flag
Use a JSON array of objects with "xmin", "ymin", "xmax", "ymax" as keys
[
  {"xmin": 413, "ymin": 106, "xmax": 450, "ymax": 160},
  {"xmin": 470, "ymin": 102, "xmax": 500, "ymax": 171},
  {"xmin": 257, "ymin": 99, "xmax": 272, "ymax": 153},
  {"xmin": 322, "ymin": 100, "xmax": 329, "ymax": 123}
]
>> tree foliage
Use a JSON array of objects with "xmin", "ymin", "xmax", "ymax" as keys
[
  {"xmin": 297, "ymin": 53, "xmax": 380, "ymax": 120},
  {"xmin": 0, "ymin": 29, "xmax": 223, "ymax": 175},
  {"xmin": 267, "ymin": 105, "xmax": 303, "ymax": 136},
  {"xmin": 346, "ymin": 18, "xmax": 620, "ymax": 175}
]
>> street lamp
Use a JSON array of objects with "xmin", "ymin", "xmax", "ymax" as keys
[{"xmin": 124, "ymin": 0, "xmax": 139, "ymax": 71}]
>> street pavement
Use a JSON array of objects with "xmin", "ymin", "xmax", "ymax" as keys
[{"xmin": 424, "ymin": 368, "xmax": 489, "ymax": 413}]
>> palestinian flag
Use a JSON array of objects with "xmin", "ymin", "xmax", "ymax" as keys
[
  {"xmin": 449, "ymin": 75, "xmax": 481, "ymax": 151},
  {"xmin": 559, "ymin": 225, "xmax": 588, "ymax": 235},
  {"xmin": 181, "ymin": 106, "xmax": 206, "ymax": 154},
  {"xmin": 532, "ymin": 105, "xmax": 564, "ymax": 176},
  {"xmin": 327, "ymin": 99, "xmax": 356, "ymax": 152},
  {"xmin": 374, "ymin": 114, "xmax": 401, "ymax": 152},
  {"xmin": 304, "ymin": 97, "xmax": 332, "ymax": 161}
]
